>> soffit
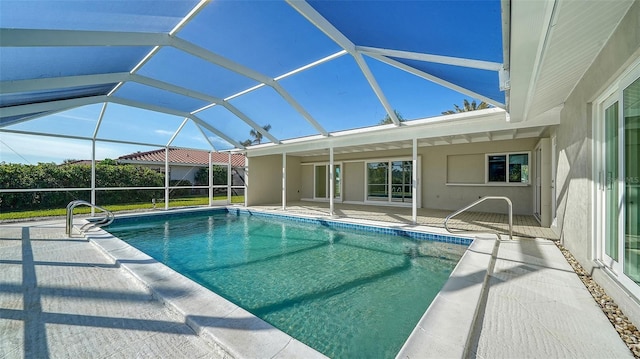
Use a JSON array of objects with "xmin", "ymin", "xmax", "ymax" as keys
[{"xmin": 509, "ymin": 0, "xmax": 635, "ymax": 123}]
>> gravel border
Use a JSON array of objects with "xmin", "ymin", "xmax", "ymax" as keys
[{"xmin": 555, "ymin": 242, "xmax": 640, "ymax": 358}]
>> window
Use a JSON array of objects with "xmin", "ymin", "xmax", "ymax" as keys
[{"xmin": 486, "ymin": 153, "xmax": 529, "ymax": 183}]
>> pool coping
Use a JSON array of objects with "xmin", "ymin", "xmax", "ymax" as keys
[{"xmin": 83, "ymin": 206, "xmax": 495, "ymax": 358}]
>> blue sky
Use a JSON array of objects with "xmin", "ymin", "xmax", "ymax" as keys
[{"xmin": 0, "ymin": 0, "xmax": 504, "ymax": 164}]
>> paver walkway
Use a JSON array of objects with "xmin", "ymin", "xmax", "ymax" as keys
[{"xmin": 0, "ymin": 220, "xmax": 220, "ymax": 359}]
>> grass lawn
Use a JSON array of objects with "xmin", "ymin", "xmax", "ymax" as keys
[{"xmin": 0, "ymin": 195, "xmax": 245, "ymax": 220}]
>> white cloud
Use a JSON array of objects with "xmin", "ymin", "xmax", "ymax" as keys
[{"xmin": 154, "ymin": 129, "xmax": 175, "ymax": 136}]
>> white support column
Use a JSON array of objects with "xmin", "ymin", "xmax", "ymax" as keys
[
  {"xmin": 227, "ymin": 152, "xmax": 232, "ymax": 204},
  {"xmin": 282, "ymin": 152, "xmax": 287, "ymax": 211},
  {"xmin": 244, "ymin": 157, "xmax": 249, "ymax": 207},
  {"xmin": 91, "ymin": 139, "xmax": 96, "ymax": 216},
  {"xmin": 329, "ymin": 146, "xmax": 334, "ymax": 217},
  {"xmin": 209, "ymin": 151, "xmax": 213, "ymax": 207},
  {"xmin": 412, "ymin": 138, "xmax": 418, "ymax": 224},
  {"xmin": 164, "ymin": 147, "xmax": 170, "ymax": 210}
]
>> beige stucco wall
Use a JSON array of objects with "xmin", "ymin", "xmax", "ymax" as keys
[
  {"xmin": 555, "ymin": 1, "xmax": 640, "ymax": 325},
  {"xmin": 300, "ymin": 165, "xmax": 313, "ymax": 199},
  {"xmin": 286, "ymin": 155, "xmax": 301, "ymax": 202},
  {"xmin": 555, "ymin": 0, "xmax": 639, "ymax": 266},
  {"xmin": 423, "ymin": 139, "xmax": 538, "ymax": 215},
  {"xmin": 344, "ymin": 162, "xmax": 365, "ymax": 202},
  {"xmin": 246, "ymin": 154, "xmax": 282, "ymax": 206}
]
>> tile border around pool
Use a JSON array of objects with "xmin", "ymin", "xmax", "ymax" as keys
[
  {"xmin": 231, "ymin": 208, "xmax": 474, "ymax": 245},
  {"xmin": 95, "ymin": 206, "xmax": 494, "ymax": 358}
]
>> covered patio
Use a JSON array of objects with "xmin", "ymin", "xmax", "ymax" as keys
[{"xmin": 246, "ymin": 201, "xmax": 558, "ymax": 240}]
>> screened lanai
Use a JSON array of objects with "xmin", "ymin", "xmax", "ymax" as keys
[{"xmin": 1, "ymin": 0, "xmax": 509, "ymax": 156}]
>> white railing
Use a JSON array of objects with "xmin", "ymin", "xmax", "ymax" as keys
[
  {"xmin": 444, "ymin": 196, "xmax": 513, "ymax": 240},
  {"xmin": 66, "ymin": 200, "xmax": 114, "ymax": 236}
]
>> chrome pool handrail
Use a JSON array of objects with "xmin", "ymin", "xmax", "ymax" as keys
[
  {"xmin": 66, "ymin": 200, "xmax": 114, "ymax": 236},
  {"xmin": 444, "ymin": 196, "xmax": 513, "ymax": 240}
]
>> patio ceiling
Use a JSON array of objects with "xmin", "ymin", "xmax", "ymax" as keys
[{"xmin": 0, "ymin": 0, "xmax": 635, "ymax": 156}]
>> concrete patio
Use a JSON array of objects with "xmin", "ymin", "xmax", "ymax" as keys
[{"xmin": 0, "ymin": 206, "xmax": 633, "ymax": 358}]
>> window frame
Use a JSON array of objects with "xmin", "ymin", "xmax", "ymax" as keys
[{"xmin": 485, "ymin": 152, "xmax": 531, "ymax": 185}]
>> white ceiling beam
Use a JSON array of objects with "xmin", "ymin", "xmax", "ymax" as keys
[
  {"xmin": 274, "ymin": 50, "xmax": 348, "ymax": 81},
  {"xmin": 108, "ymin": 97, "xmax": 193, "ymax": 118},
  {"xmin": 193, "ymin": 120, "xmax": 218, "ymax": 151},
  {"xmin": 92, "ymin": 102, "xmax": 108, "ymax": 140},
  {"xmin": 462, "ymin": 134, "xmax": 472, "ymax": 143},
  {"xmin": 511, "ymin": 129, "xmax": 518, "ymax": 139},
  {"xmin": 270, "ymin": 83, "xmax": 328, "ymax": 136},
  {"xmin": 286, "ymin": 0, "xmax": 356, "ymax": 53},
  {"xmin": 366, "ymin": 53, "xmax": 505, "ymax": 109},
  {"xmin": 189, "ymin": 114, "xmax": 243, "ymax": 149},
  {"xmin": 356, "ymin": 46, "xmax": 503, "ymax": 71},
  {"xmin": 0, "ymin": 95, "xmax": 107, "ymax": 123},
  {"xmin": 104, "ymin": 97, "xmax": 243, "ymax": 149},
  {"xmin": 167, "ymin": 118, "xmax": 189, "ymax": 147},
  {"xmin": 170, "ymin": 0, "xmax": 211, "ymax": 36},
  {"xmin": 218, "ymin": 103, "xmax": 280, "ymax": 145},
  {"xmin": 1, "ymin": 73, "xmax": 129, "ymax": 94},
  {"xmin": 287, "ymin": 0, "xmax": 399, "ymax": 126},
  {"xmin": 128, "ymin": 74, "xmax": 279, "ymax": 144},
  {"xmin": 131, "ymin": 74, "xmax": 222, "ymax": 103},
  {"xmin": 170, "ymin": 36, "xmax": 325, "ymax": 137},
  {"xmin": 486, "ymin": 132, "xmax": 493, "ymax": 141},
  {"xmin": 0, "ymin": 127, "xmax": 167, "ymax": 148},
  {"xmin": 0, "ymin": 29, "xmax": 170, "ymax": 47},
  {"xmin": 353, "ymin": 53, "xmax": 400, "ymax": 125}
]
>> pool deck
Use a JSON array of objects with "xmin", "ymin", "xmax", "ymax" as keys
[{"xmin": 0, "ymin": 204, "xmax": 634, "ymax": 358}]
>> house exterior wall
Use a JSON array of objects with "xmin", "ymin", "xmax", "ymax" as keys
[
  {"xmin": 124, "ymin": 164, "xmax": 202, "ymax": 184},
  {"xmin": 423, "ymin": 138, "xmax": 538, "ymax": 215},
  {"xmin": 273, "ymin": 138, "xmax": 539, "ymax": 215},
  {"xmin": 300, "ymin": 165, "xmax": 314, "ymax": 199},
  {"xmin": 344, "ymin": 162, "xmax": 365, "ymax": 202},
  {"xmin": 170, "ymin": 166, "xmax": 200, "ymax": 184},
  {"xmin": 286, "ymin": 155, "xmax": 301, "ymax": 202},
  {"xmin": 556, "ymin": 0, "xmax": 640, "ymax": 326},
  {"xmin": 246, "ymin": 154, "xmax": 282, "ymax": 206}
]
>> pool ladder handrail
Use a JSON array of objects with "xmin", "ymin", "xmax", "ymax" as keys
[
  {"xmin": 444, "ymin": 196, "xmax": 513, "ymax": 240},
  {"xmin": 66, "ymin": 200, "xmax": 115, "ymax": 236}
]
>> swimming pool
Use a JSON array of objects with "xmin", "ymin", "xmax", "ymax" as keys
[{"xmin": 105, "ymin": 209, "xmax": 470, "ymax": 358}]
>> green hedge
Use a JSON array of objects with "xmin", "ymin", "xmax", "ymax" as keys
[{"xmin": 0, "ymin": 162, "xmax": 164, "ymax": 211}]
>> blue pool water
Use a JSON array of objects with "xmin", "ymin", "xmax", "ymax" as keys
[{"xmin": 106, "ymin": 210, "xmax": 468, "ymax": 358}]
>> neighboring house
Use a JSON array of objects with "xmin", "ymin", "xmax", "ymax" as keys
[{"xmin": 117, "ymin": 148, "xmax": 245, "ymax": 185}]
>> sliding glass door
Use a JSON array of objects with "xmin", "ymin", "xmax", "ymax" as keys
[
  {"xmin": 314, "ymin": 164, "xmax": 341, "ymax": 200},
  {"xmin": 623, "ymin": 77, "xmax": 639, "ymax": 284},
  {"xmin": 598, "ymin": 69, "xmax": 639, "ymax": 288},
  {"xmin": 367, "ymin": 160, "xmax": 413, "ymax": 203}
]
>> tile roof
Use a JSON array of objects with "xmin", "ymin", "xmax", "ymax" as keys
[{"xmin": 118, "ymin": 148, "xmax": 245, "ymax": 167}]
